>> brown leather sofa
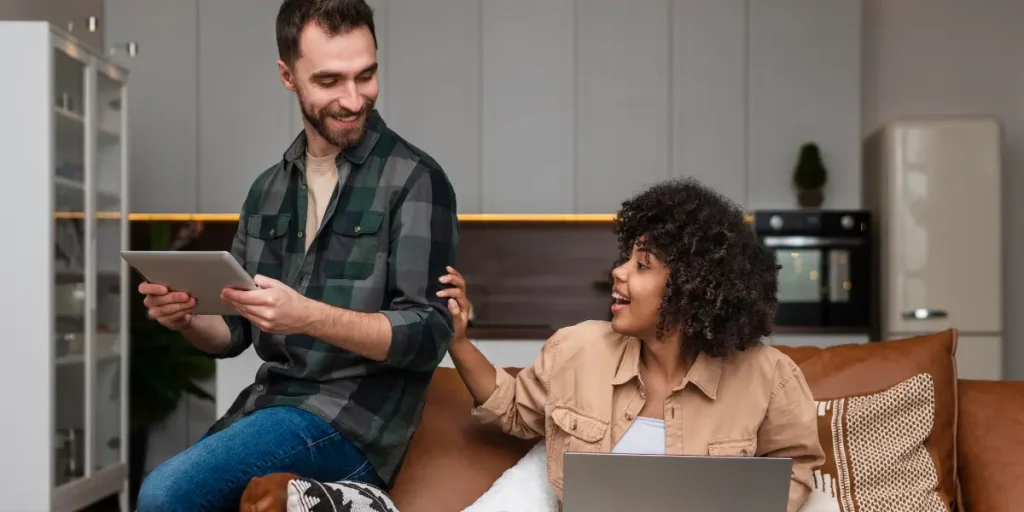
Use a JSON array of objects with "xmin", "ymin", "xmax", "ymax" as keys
[{"xmin": 241, "ymin": 330, "xmax": 1024, "ymax": 512}]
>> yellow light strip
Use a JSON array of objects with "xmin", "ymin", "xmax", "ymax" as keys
[{"xmin": 54, "ymin": 212, "xmax": 754, "ymax": 223}]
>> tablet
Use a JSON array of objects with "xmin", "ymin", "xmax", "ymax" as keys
[{"xmin": 120, "ymin": 250, "xmax": 258, "ymax": 316}]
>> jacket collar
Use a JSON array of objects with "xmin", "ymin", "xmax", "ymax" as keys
[
  {"xmin": 283, "ymin": 109, "xmax": 385, "ymax": 166},
  {"xmin": 611, "ymin": 337, "xmax": 723, "ymax": 399}
]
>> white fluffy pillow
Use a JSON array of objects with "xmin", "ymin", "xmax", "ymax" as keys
[{"xmin": 462, "ymin": 441, "xmax": 558, "ymax": 512}]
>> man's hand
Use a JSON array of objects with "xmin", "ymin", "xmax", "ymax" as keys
[
  {"xmin": 140, "ymin": 282, "xmax": 196, "ymax": 331},
  {"xmin": 220, "ymin": 275, "xmax": 312, "ymax": 335},
  {"xmin": 437, "ymin": 266, "xmax": 470, "ymax": 344}
]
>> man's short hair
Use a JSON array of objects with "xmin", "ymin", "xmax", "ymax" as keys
[{"xmin": 276, "ymin": 0, "xmax": 377, "ymax": 67}]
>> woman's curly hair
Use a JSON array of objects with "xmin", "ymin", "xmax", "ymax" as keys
[{"xmin": 612, "ymin": 178, "xmax": 780, "ymax": 358}]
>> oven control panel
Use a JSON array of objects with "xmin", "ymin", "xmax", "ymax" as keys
[{"xmin": 754, "ymin": 210, "xmax": 870, "ymax": 237}]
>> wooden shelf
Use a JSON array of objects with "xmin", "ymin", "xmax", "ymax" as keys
[{"xmin": 122, "ymin": 213, "xmax": 755, "ymax": 223}]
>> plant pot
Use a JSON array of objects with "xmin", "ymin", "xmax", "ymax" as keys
[{"xmin": 797, "ymin": 188, "xmax": 823, "ymax": 209}]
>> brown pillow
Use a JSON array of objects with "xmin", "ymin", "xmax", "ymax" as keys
[
  {"xmin": 775, "ymin": 329, "xmax": 959, "ymax": 509},
  {"xmin": 799, "ymin": 373, "xmax": 949, "ymax": 511}
]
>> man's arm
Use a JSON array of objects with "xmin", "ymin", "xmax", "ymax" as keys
[
  {"xmin": 304, "ymin": 166, "xmax": 459, "ymax": 368},
  {"xmin": 188, "ymin": 204, "xmax": 254, "ymax": 358}
]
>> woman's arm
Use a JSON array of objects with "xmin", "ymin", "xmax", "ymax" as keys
[
  {"xmin": 756, "ymin": 358, "xmax": 826, "ymax": 512},
  {"xmin": 438, "ymin": 267, "xmax": 551, "ymax": 439}
]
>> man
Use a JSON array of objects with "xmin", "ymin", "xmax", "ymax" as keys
[{"xmin": 135, "ymin": 0, "xmax": 459, "ymax": 509}]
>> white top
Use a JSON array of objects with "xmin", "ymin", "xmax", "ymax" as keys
[{"xmin": 610, "ymin": 416, "xmax": 666, "ymax": 455}]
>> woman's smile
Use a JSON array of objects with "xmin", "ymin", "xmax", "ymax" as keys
[{"xmin": 611, "ymin": 289, "xmax": 631, "ymax": 314}]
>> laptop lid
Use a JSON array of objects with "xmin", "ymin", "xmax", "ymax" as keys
[{"xmin": 562, "ymin": 452, "xmax": 792, "ymax": 512}]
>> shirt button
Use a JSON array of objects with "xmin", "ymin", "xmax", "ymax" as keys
[
  {"xmin": 625, "ymin": 413, "xmax": 634, "ymax": 420},
  {"xmin": 571, "ymin": 419, "xmax": 577, "ymax": 431},
  {"xmin": 297, "ymin": 231, "xmax": 304, "ymax": 238},
  {"xmin": 255, "ymin": 384, "xmax": 264, "ymax": 392}
]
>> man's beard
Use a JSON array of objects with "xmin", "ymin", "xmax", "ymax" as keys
[{"xmin": 299, "ymin": 95, "xmax": 374, "ymax": 150}]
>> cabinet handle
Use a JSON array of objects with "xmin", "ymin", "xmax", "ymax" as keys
[{"xmin": 902, "ymin": 309, "xmax": 948, "ymax": 320}]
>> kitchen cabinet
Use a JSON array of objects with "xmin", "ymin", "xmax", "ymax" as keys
[
  {"xmin": 746, "ymin": 0, "xmax": 862, "ymax": 210},
  {"xmin": 384, "ymin": 0, "xmax": 483, "ymax": 213},
  {"xmin": 109, "ymin": 0, "xmax": 862, "ymax": 215},
  {"xmin": 671, "ymin": 0, "xmax": 748, "ymax": 206},
  {"xmin": 198, "ymin": 0, "xmax": 296, "ymax": 214},
  {"xmin": 574, "ymin": 0, "xmax": 672, "ymax": 213},
  {"xmin": 103, "ymin": 0, "xmax": 199, "ymax": 213}
]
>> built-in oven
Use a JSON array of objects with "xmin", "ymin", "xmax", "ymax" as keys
[{"xmin": 753, "ymin": 210, "xmax": 872, "ymax": 329}]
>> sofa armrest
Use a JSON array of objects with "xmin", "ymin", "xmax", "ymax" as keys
[{"xmin": 957, "ymin": 379, "xmax": 1024, "ymax": 511}]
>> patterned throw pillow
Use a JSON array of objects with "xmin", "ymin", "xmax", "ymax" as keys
[
  {"xmin": 799, "ymin": 373, "xmax": 949, "ymax": 512},
  {"xmin": 286, "ymin": 478, "xmax": 400, "ymax": 512}
]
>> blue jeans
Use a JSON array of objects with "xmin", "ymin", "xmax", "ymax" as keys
[{"xmin": 137, "ymin": 406, "xmax": 382, "ymax": 511}]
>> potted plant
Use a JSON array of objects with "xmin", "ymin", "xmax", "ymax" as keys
[
  {"xmin": 792, "ymin": 142, "xmax": 827, "ymax": 208},
  {"xmin": 126, "ymin": 222, "xmax": 216, "ymax": 508}
]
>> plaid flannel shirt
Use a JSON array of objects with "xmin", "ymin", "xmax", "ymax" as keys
[{"xmin": 206, "ymin": 110, "xmax": 459, "ymax": 486}]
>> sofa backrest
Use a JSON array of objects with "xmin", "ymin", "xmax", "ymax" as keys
[
  {"xmin": 390, "ymin": 367, "xmax": 534, "ymax": 512},
  {"xmin": 956, "ymin": 379, "xmax": 1024, "ymax": 511},
  {"xmin": 390, "ymin": 330, "xmax": 999, "ymax": 512}
]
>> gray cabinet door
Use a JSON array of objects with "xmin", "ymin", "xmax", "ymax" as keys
[
  {"xmin": 197, "ymin": 0, "xmax": 295, "ymax": 214},
  {"xmin": 746, "ymin": 0, "xmax": 861, "ymax": 210},
  {"xmin": 574, "ymin": 0, "xmax": 673, "ymax": 213},
  {"xmin": 104, "ymin": 0, "xmax": 199, "ymax": 213},
  {"xmin": 383, "ymin": 0, "xmax": 483, "ymax": 213},
  {"xmin": 480, "ymin": 0, "xmax": 575, "ymax": 213}
]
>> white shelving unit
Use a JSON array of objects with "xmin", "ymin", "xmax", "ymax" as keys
[{"xmin": 0, "ymin": 21, "xmax": 130, "ymax": 511}]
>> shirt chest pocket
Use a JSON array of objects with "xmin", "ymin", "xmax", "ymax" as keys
[
  {"xmin": 707, "ymin": 435, "xmax": 757, "ymax": 457},
  {"xmin": 244, "ymin": 213, "xmax": 291, "ymax": 275},
  {"xmin": 551, "ymin": 406, "xmax": 608, "ymax": 450},
  {"xmin": 549, "ymin": 406, "xmax": 608, "ymax": 489},
  {"xmin": 324, "ymin": 210, "xmax": 385, "ymax": 281}
]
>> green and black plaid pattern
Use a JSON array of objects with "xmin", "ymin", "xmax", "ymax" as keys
[{"xmin": 207, "ymin": 110, "xmax": 459, "ymax": 487}]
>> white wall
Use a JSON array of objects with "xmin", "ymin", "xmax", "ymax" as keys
[
  {"xmin": 861, "ymin": 0, "xmax": 1024, "ymax": 380},
  {"xmin": 112, "ymin": 0, "xmax": 862, "ymax": 214}
]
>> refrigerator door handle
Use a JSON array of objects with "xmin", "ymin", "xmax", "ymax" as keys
[{"xmin": 902, "ymin": 308, "xmax": 949, "ymax": 320}]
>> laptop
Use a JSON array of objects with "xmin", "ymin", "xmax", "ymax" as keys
[{"xmin": 562, "ymin": 452, "xmax": 792, "ymax": 512}]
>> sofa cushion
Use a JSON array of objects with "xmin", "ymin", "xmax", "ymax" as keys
[
  {"xmin": 390, "ymin": 368, "xmax": 537, "ymax": 512},
  {"xmin": 286, "ymin": 478, "xmax": 398, "ymax": 512},
  {"xmin": 775, "ymin": 330, "xmax": 959, "ymax": 509},
  {"xmin": 800, "ymin": 373, "xmax": 948, "ymax": 511},
  {"xmin": 956, "ymin": 379, "xmax": 1024, "ymax": 511},
  {"xmin": 463, "ymin": 440, "xmax": 558, "ymax": 512}
]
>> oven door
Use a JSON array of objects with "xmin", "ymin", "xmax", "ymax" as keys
[{"xmin": 764, "ymin": 236, "xmax": 870, "ymax": 327}]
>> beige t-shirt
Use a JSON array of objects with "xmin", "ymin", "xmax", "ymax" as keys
[{"xmin": 303, "ymin": 150, "xmax": 347, "ymax": 251}]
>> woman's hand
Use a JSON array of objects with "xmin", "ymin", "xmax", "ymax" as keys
[
  {"xmin": 437, "ymin": 265, "xmax": 471, "ymax": 343},
  {"xmin": 436, "ymin": 265, "xmax": 498, "ymax": 406}
]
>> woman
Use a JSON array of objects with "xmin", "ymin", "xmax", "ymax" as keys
[{"xmin": 437, "ymin": 178, "xmax": 824, "ymax": 512}]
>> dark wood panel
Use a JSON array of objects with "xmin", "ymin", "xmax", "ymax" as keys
[
  {"xmin": 130, "ymin": 220, "xmax": 871, "ymax": 341},
  {"xmin": 130, "ymin": 220, "xmax": 620, "ymax": 338},
  {"xmin": 455, "ymin": 222, "xmax": 620, "ymax": 330}
]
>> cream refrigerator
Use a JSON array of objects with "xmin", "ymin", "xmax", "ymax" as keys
[{"xmin": 864, "ymin": 116, "xmax": 1003, "ymax": 380}]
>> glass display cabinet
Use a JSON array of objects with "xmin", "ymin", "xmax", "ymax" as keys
[{"xmin": 0, "ymin": 21, "xmax": 130, "ymax": 511}]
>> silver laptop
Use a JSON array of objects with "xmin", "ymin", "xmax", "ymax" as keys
[{"xmin": 562, "ymin": 452, "xmax": 792, "ymax": 512}]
